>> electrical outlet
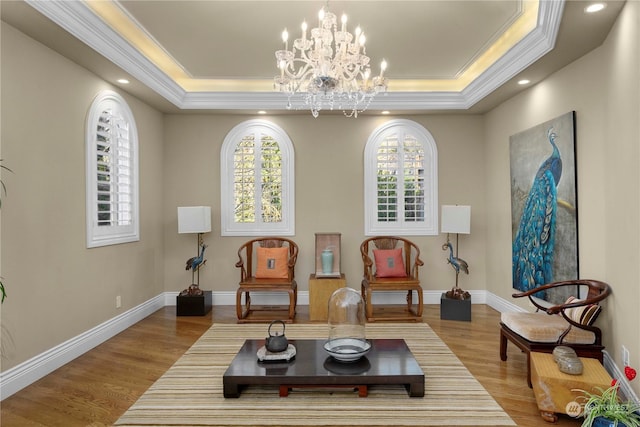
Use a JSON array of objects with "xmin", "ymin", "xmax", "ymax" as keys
[
  {"xmin": 116, "ymin": 295, "xmax": 122, "ymax": 309},
  {"xmin": 623, "ymin": 345, "xmax": 630, "ymax": 366}
]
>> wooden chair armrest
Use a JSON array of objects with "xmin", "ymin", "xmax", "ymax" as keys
[
  {"xmin": 362, "ymin": 255, "xmax": 373, "ymax": 279},
  {"xmin": 360, "ymin": 243, "xmax": 374, "ymax": 279},
  {"xmin": 410, "ymin": 256, "xmax": 424, "ymax": 279},
  {"xmin": 511, "ymin": 281, "xmax": 564, "ymax": 298},
  {"xmin": 548, "ymin": 298, "xmax": 595, "ymax": 315},
  {"xmin": 287, "ymin": 252, "xmax": 298, "ymax": 268},
  {"xmin": 512, "ymin": 279, "xmax": 610, "ymax": 315},
  {"xmin": 236, "ymin": 247, "xmax": 248, "ymax": 281}
]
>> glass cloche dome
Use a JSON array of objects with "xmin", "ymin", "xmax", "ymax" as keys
[{"xmin": 324, "ymin": 287, "xmax": 370, "ymax": 362}]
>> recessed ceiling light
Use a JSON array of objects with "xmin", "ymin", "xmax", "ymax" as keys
[
  {"xmin": 258, "ymin": 110, "xmax": 267, "ymax": 115},
  {"xmin": 518, "ymin": 79, "xmax": 530, "ymax": 85},
  {"xmin": 117, "ymin": 78, "xmax": 130, "ymax": 84},
  {"xmin": 585, "ymin": 3, "xmax": 606, "ymax": 13}
]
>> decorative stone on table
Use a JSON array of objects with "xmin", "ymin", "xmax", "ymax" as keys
[{"xmin": 553, "ymin": 345, "xmax": 583, "ymax": 375}]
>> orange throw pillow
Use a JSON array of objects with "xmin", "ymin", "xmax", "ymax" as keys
[
  {"xmin": 373, "ymin": 248, "xmax": 407, "ymax": 278},
  {"xmin": 255, "ymin": 247, "xmax": 289, "ymax": 279}
]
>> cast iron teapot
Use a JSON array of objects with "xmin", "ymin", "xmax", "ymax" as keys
[{"xmin": 265, "ymin": 320, "xmax": 288, "ymax": 353}]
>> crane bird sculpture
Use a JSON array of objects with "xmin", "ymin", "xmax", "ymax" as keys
[
  {"xmin": 181, "ymin": 243, "xmax": 207, "ymax": 296},
  {"xmin": 442, "ymin": 240, "xmax": 470, "ymax": 300},
  {"xmin": 512, "ymin": 128, "xmax": 562, "ymax": 299}
]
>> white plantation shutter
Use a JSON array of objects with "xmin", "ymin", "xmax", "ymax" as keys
[
  {"xmin": 365, "ymin": 119, "xmax": 438, "ymax": 236},
  {"xmin": 221, "ymin": 120, "xmax": 294, "ymax": 236},
  {"xmin": 86, "ymin": 91, "xmax": 139, "ymax": 247},
  {"xmin": 259, "ymin": 135, "xmax": 283, "ymax": 223},
  {"xmin": 401, "ymin": 136, "xmax": 426, "ymax": 222},
  {"xmin": 233, "ymin": 135, "xmax": 257, "ymax": 223}
]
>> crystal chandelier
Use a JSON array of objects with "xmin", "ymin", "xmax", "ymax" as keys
[{"xmin": 274, "ymin": 4, "xmax": 388, "ymax": 118}]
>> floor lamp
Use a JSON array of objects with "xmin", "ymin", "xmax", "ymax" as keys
[
  {"xmin": 441, "ymin": 205, "xmax": 471, "ymax": 291},
  {"xmin": 178, "ymin": 206, "xmax": 212, "ymax": 289}
]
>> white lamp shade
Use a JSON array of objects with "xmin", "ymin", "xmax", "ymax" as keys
[
  {"xmin": 441, "ymin": 205, "xmax": 471, "ymax": 234},
  {"xmin": 178, "ymin": 206, "xmax": 212, "ymax": 234}
]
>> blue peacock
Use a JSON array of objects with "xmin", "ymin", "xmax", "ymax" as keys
[{"xmin": 512, "ymin": 128, "xmax": 562, "ymax": 297}]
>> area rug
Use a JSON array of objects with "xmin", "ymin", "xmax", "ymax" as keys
[{"xmin": 115, "ymin": 323, "xmax": 515, "ymax": 426}]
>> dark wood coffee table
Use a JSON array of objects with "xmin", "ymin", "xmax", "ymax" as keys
[{"xmin": 223, "ymin": 339, "xmax": 424, "ymax": 398}]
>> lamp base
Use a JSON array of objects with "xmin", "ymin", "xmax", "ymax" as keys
[
  {"xmin": 440, "ymin": 292, "xmax": 471, "ymax": 321},
  {"xmin": 177, "ymin": 290, "xmax": 212, "ymax": 316},
  {"xmin": 179, "ymin": 284, "xmax": 203, "ymax": 296}
]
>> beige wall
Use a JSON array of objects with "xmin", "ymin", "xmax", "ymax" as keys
[
  {"xmin": 1, "ymin": 1, "xmax": 638, "ymax": 399},
  {"xmin": 484, "ymin": 0, "xmax": 640, "ymax": 395},
  {"xmin": 0, "ymin": 23, "xmax": 166, "ymax": 370},
  {"xmin": 162, "ymin": 114, "xmax": 487, "ymax": 297}
]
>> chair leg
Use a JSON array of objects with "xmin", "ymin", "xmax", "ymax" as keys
[
  {"xmin": 361, "ymin": 281, "xmax": 374, "ymax": 322},
  {"xmin": 236, "ymin": 289, "xmax": 251, "ymax": 321},
  {"xmin": 286, "ymin": 288, "xmax": 295, "ymax": 323},
  {"xmin": 500, "ymin": 327, "xmax": 508, "ymax": 361},
  {"xmin": 404, "ymin": 289, "xmax": 423, "ymax": 319},
  {"xmin": 236, "ymin": 289, "xmax": 243, "ymax": 319},
  {"xmin": 526, "ymin": 352, "xmax": 532, "ymax": 388}
]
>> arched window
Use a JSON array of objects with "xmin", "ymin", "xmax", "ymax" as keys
[
  {"xmin": 85, "ymin": 90, "xmax": 139, "ymax": 248},
  {"xmin": 220, "ymin": 120, "xmax": 295, "ymax": 236},
  {"xmin": 364, "ymin": 119, "xmax": 438, "ymax": 235}
]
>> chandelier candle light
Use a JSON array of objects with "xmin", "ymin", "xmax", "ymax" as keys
[{"xmin": 274, "ymin": 4, "xmax": 388, "ymax": 118}]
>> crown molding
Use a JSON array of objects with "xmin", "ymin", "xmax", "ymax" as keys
[
  {"xmin": 461, "ymin": 0, "xmax": 564, "ymax": 108},
  {"xmin": 25, "ymin": 0, "xmax": 187, "ymax": 106},
  {"xmin": 25, "ymin": 0, "xmax": 564, "ymax": 112}
]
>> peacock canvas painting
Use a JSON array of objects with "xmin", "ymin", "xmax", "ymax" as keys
[{"xmin": 510, "ymin": 111, "xmax": 578, "ymax": 305}]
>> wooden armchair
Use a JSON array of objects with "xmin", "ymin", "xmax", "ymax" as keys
[
  {"xmin": 360, "ymin": 236, "xmax": 424, "ymax": 322},
  {"xmin": 235, "ymin": 237, "xmax": 298, "ymax": 323},
  {"xmin": 500, "ymin": 279, "xmax": 611, "ymax": 386}
]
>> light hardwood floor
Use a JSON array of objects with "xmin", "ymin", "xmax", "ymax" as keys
[{"xmin": 0, "ymin": 304, "xmax": 582, "ymax": 426}]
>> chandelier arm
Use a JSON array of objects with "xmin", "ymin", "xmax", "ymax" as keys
[
  {"xmin": 283, "ymin": 63, "xmax": 317, "ymax": 83},
  {"xmin": 336, "ymin": 67, "xmax": 362, "ymax": 82}
]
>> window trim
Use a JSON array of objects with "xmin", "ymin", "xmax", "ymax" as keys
[
  {"xmin": 220, "ymin": 119, "xmax": 295, "ymax": 236},
  {"xmin": 364, "ymin": 119, "xmax": 438, "ymax": 236},
  {"xmin": 85, "ymin": 90, "xmax": 140, "ymax": 248}
]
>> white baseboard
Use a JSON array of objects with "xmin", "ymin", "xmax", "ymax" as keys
[
  {"xmin": 486, "ymin": 292, "xmax": 527, "ymax": 313},
  {"xmin": 165, "ymin": 290, "xmax": 490, "ymax": 307},
  {"xmin": 3, "ymin": 289, "xmax": 635, "ymax": 406},
  {"xmin": 0, "ymin": 289, "xmax": 497, "ymax": 400},
  {"xmin": 0, "ymin": 295, "xmax": 164, "ymax": 400},
  {"xmin": 602, "ymin": 350, "xmax": 640, "ymax": 404},
  {"xmin": 165, "ymin": 290, "xmax": 311, "ymax": 306}
]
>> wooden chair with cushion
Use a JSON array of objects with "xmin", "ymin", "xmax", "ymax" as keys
[
  {"xmin": 500, "ymin": 279, "xmax": 611, "ymax": 387},
  {"xmin": 360, "ymin": 236, "xmax": 424, "ymax": 322},
  {"xmin": 235, "ymin": 237, "xmax": 298, "ymax": 323}
]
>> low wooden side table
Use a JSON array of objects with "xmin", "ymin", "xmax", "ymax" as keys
[
  {"xmin": 530, "ymin": 351, "xmax": 612, "ymax": 423},
  {"xmin": 308, "ymin": 274, "xmax": 345, "ymax": 321}
]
